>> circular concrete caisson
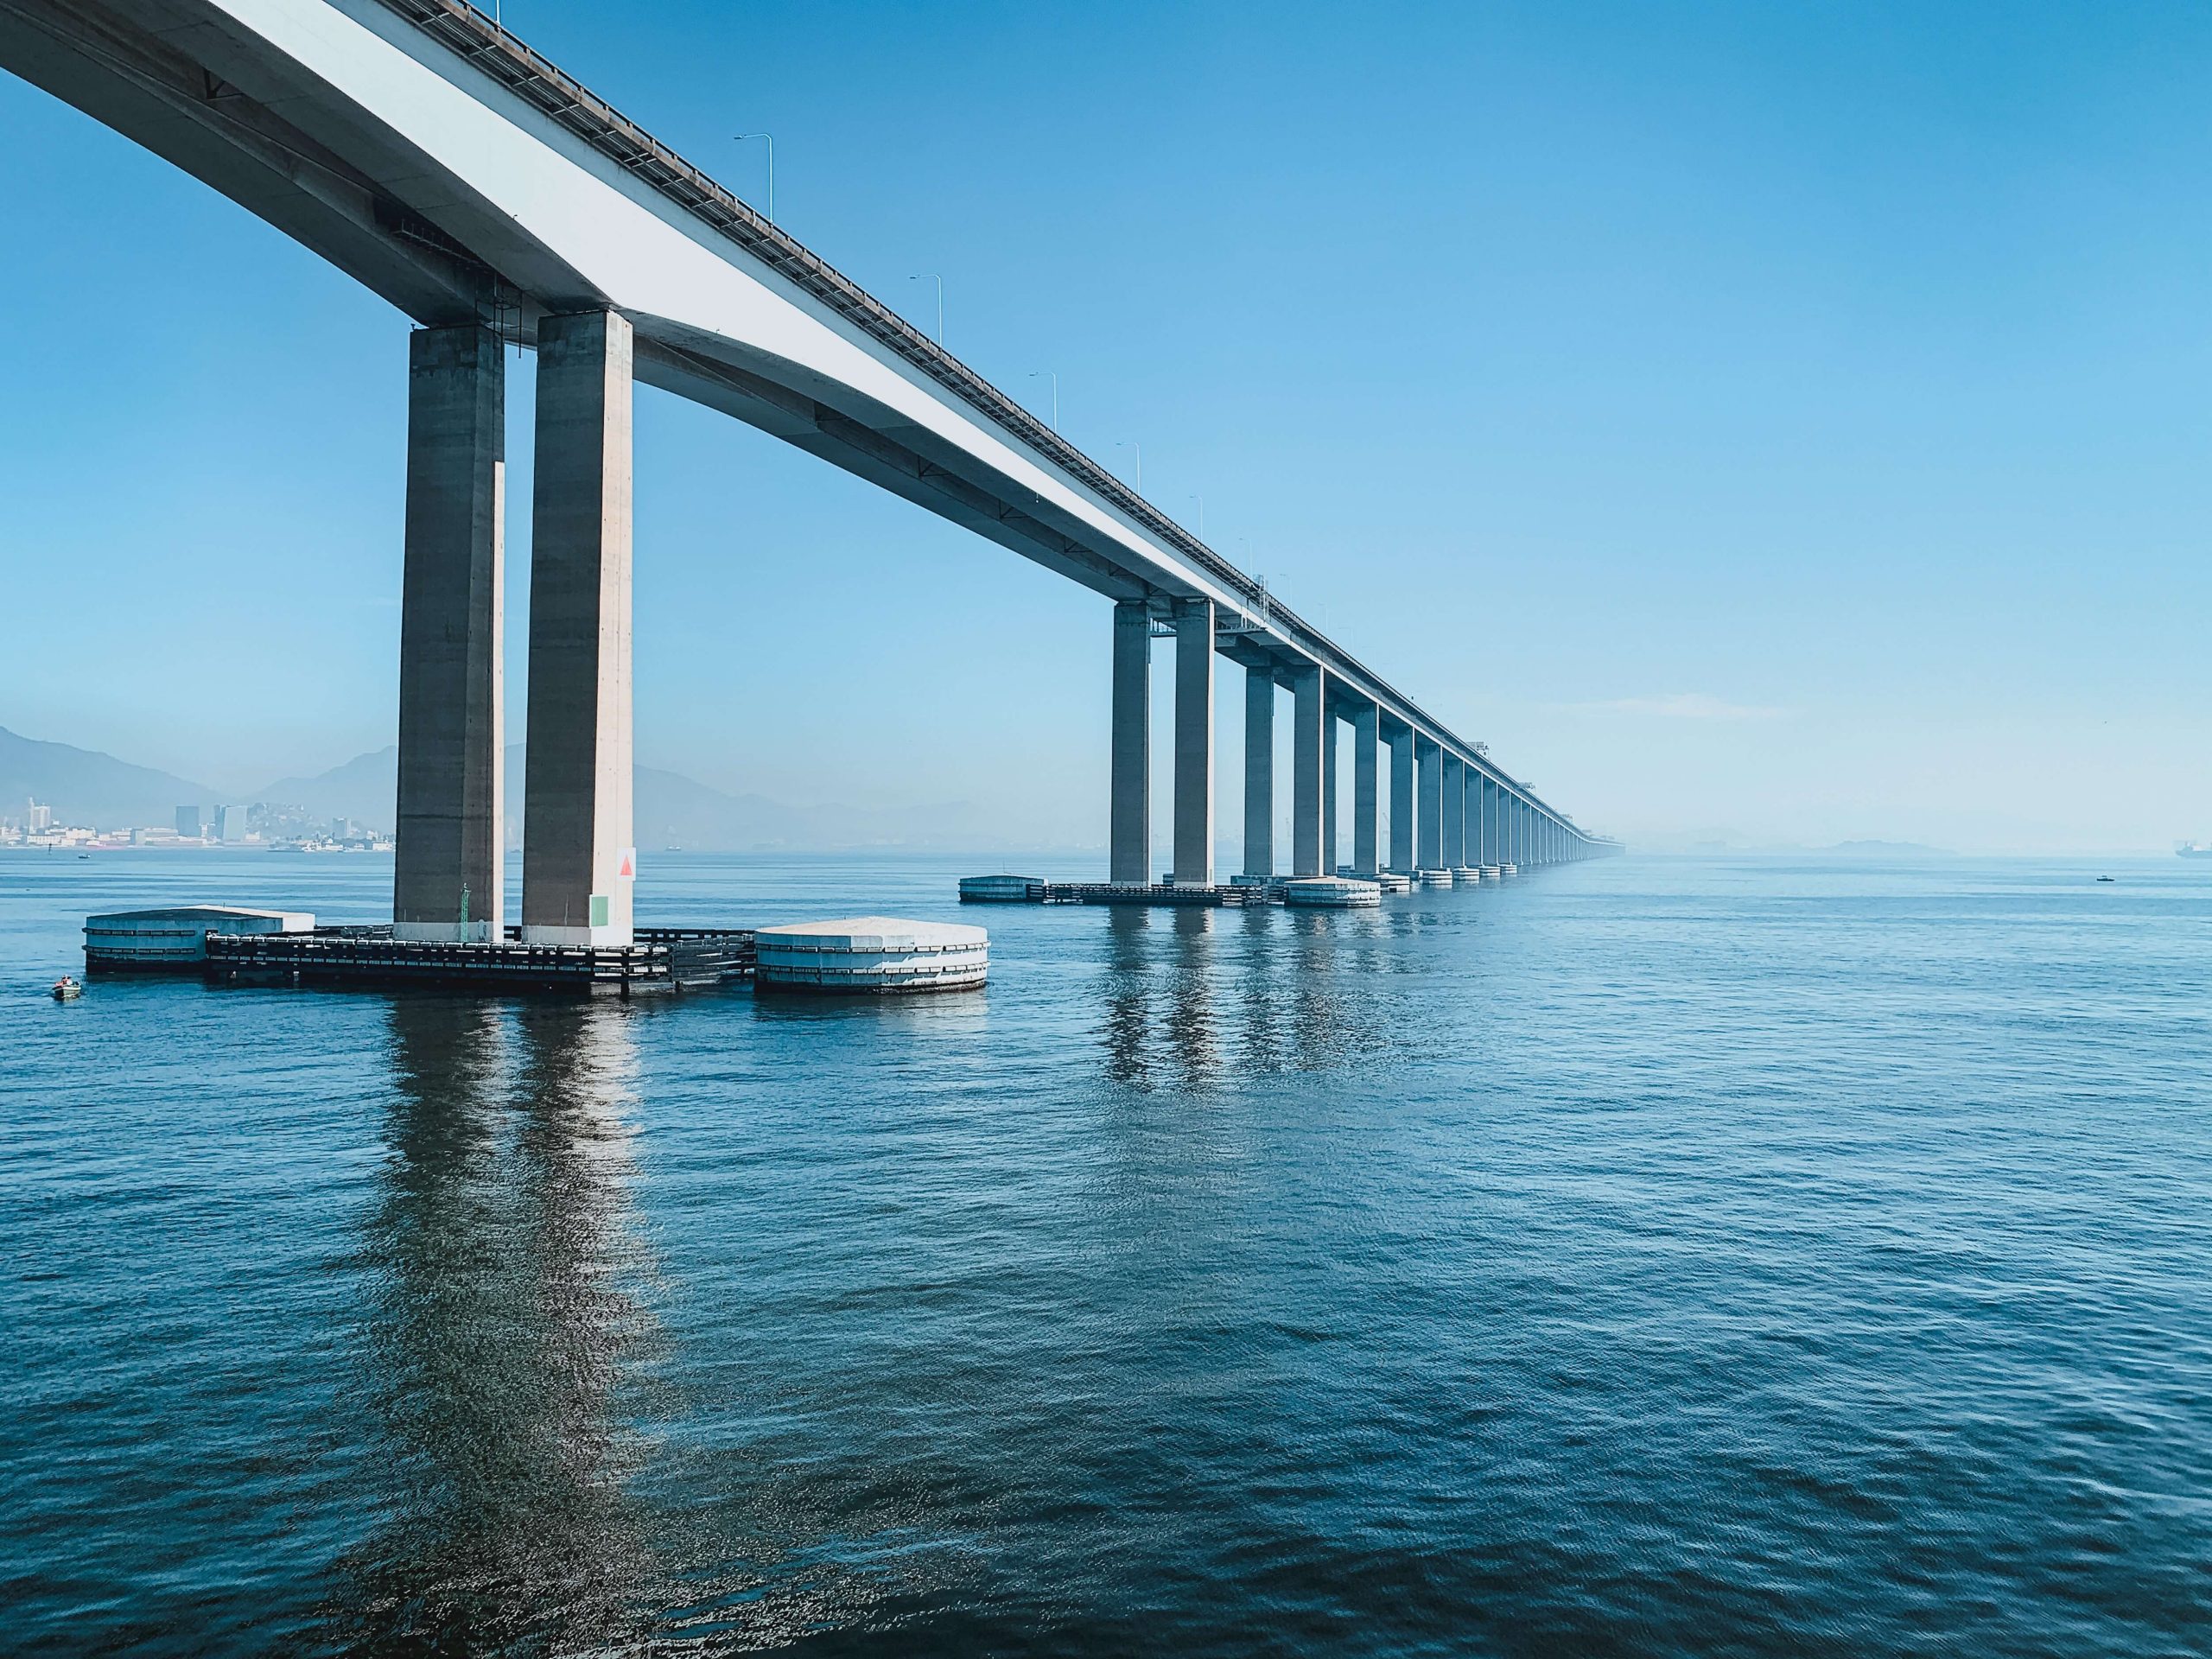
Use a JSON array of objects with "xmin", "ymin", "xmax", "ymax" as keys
[
  {"xmin": 1451, "ymin": 867, "xmax": 1482, "ymax": 886},
  {"xmin": 1417, "ymin": 869, "xmax": 1457, "ymax": 888},
  {"xmin": 753, "ymin": 916, "xmax": 988, "ymax": 993},
  {"xmin": 1281, "ymin": 876, "xmax": 1382, "ymax": 909}
]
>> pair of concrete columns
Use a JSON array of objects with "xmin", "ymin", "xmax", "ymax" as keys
[
  {"xmin": 1277, "ymin": 667, "xmax": 1380, "ymax": 880},
  {"xmin": 1109, "ymin": 598, "xmax": 1217, "ymax": 886},
  {"xmin": 392, "ymin": 313, "xmax": 635, "ymax": 946}
]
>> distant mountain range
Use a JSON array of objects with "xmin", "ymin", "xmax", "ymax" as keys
[
  {"xmin": 3, "ymin": 725, "xmax": 1042, "ymax": 852},
  {"xmin": 1, "ymin": 725, "xmax": 213, "ymax": 829},
  {"xmin": 264, "ymin": 744, "xmax": 1026, "ymax": 852}
]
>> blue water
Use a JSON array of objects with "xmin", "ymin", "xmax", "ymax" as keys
[{"xmin": 3, "ymin": 850, "xmax": 2207, "ymax": 1656}]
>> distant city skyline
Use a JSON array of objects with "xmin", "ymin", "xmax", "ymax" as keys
[{"xmin": 3, "ymin": 1, "xmax": 2207, "ymax": 853}]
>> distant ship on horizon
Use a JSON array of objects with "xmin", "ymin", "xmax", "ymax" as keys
[{"xmin": 2177, "ymin": 842, "xmax": 2212, "ymax": 858}]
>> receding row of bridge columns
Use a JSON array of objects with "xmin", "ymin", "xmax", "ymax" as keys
[
  {"xmin": 1108, "ymin": 597, "xmax": 1594, "ymax": 886},
  {"xmin": 388, "ymin": 312, "xmax": 1586, "ymax": 936}
]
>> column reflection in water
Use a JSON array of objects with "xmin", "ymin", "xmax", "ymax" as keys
[
  {"xmin": 1103, "ymin": 906, "xmax": 1235, "ymax": 1090},
  {"xmin": 1278, "ymin": 907, "xmax": 1378, "ymax": 1072},
  {"xmin": 1162, "ymin": 906, "xmax": 1222, "ymax": 1084},
  {"xmin": 1234, "ymin": 906, "xmax": 1287, "ymax": 1077},
  {"xmin": 1102, "ymin": 908, "xmax": 1155, "ymax": 1086},
  {"xmin": 323, "ymin": 997, "xmax": 661, "ymax": 1650},
  {"xmin": 1099, "ymin": 903, "xmax": 1410, "ymax": 1087}
]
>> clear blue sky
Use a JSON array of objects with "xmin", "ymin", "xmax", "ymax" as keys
[{"xmin": 3, "ymin": 1, "xmax": 2206, "ymax": 851}]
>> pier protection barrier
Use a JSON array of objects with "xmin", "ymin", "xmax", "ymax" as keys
[
  {"xmin": 753, "ymin": 918, "xmax": 988, "ymax": 993},
  {"xmin": 1282, "ymin": 877, "xmax": 1382, "ymax": 909}
]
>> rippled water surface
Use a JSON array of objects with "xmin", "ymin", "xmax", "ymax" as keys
[{"xmin": 3, "ymin": 850, "xmax": 2208, "ymax": 1656}]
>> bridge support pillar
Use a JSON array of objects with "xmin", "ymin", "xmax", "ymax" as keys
[
  {"xmin": 1484, "ymin": 776, "xmax": 1500, "ymax": 866},
  {"xmin": 521, "ymin": 310, "xmax": 635, "ymax": 946},
  {"xmin": 1417, "ymin": 735, "xmax": 1442, "ymax": 870},
  {"xmin": 1441, "ymin": 752, "xmax": 1465, "ymax": 868},
  {"xmin": 1388, "ymin": 726, "xmax": 1414, "ymax": 873},
  {"xmin": 1291, "ymin": 667, "xmax": 1325, "ymax": 877},
  {"xmin": 394, "ymin": 322, "xmax": 505, "ymax": 944},
  {"xmin": 1172, "ymin": 598, "xmax": 1214, "ymax": 887},
  {"xmin": 1320, "ymin": 709, "xmax": 1338, "ymax": 874},
  {"xmin": 1243, "ymin": 664, "xmax": 1274, "ymax": 878},
  {"xmin": 1109, "ymin": 601, "xmax": 1151, "ymax": 883},
  {"xmin": 1351, "ymin": 702, "xmax": 1380, "ymax": 876}
]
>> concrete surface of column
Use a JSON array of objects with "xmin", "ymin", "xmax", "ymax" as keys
[
  {"xmin": 1172, "ymin": 598, "xmax": 1215, "ymax": 887},
  {"xmin": 1109, "ymin": 601, "xmax": 1151, "ymax": 883},
  {"xmin": 395, "ymin": 322, "xmax": 505, "ymax": 944},
  {"xmin": 1243, "ymin": 664, "xmax": 1274, "ymax": 878},
  {"xmin": 1389, "ymin": 728, "xmax": 1414, "ymax": 872},
  {"xmin": 1292, "ymin": 667, "xmax": 1325, "ymax": 877},
  {"xmin": 1417, "ymin": 736, "xmax": 1442, "ymax": 869},
  {"xmin": 521, "ymin": 309, "xmax": 635, "ymax": 946},
  {"xmin": 1351, "ymin": 702, "xmax": 1380, "ymax": 875},
  {"xmin": 1320, "ymin": 712, "xmax": 1338, "ymax": 874},
  {"xmin": 1440, "ymin": 753, "xmax": 1465, "ymax": 868}
]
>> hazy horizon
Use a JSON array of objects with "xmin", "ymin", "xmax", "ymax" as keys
[{"xmin": 4, "ymin": 1, "xmax": 2206, "ymax": 855}]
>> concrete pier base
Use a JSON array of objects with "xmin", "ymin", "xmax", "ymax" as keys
[{"xmin": 754, "ymin": 917, "xmax": 988, "ymax": 993}]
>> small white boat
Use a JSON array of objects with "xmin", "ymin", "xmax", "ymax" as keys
[{"xmin": 51, "ymin": 975, "xmax": 82, "ymax": 1001}]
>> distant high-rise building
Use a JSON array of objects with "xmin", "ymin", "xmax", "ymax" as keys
[
  {"xmin": 176, "ymin": 805, "xmax": 203, "ymax": 839},
  {"xmin": 215, "ymin": 805, "xmax": 248, "ymax": 842},
  {"xmin": 27, "ymin": 799, "xmax": 53, "ymax": 833}
]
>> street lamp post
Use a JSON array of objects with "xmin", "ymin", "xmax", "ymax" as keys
[
  {"xmin": 731, "ymin": 132, "xmax": 773, "ymax": 222},
  {"xmin": 908, "ymin": 273, "xmax": 943, "ymax": 346},
  {"xmin": 1116, "ymin": 440, "xmax": 1140, "ymax": 491}
]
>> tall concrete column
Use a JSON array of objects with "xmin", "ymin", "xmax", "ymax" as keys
[
  {"xmin": 522, "ymin": 310, "xmax": 635, "ymax": 946},
  {"xmin": 1172, "ymin": 598, "xmax": 1214, "ymax": 887},
  {"xmin": 1389, "ymin": 727, "xmax": 1414, "ymax": 873},
  {"xmin": 1291, "ymin": 666, "xmax": 1325, "ymax": 877},
  {"xmin": 1351, "ymin": 702, "xmax": 1380, "ymax": 876},
  {"xmin": 1440, "ymin": 753, "xmax": 1465, "ymax": 868},
  {"xmin": 395, "ymin": 323, "xmax": 505, "ymax": 943},
  {"xmin": 1485, "ymin": 778, "xmax": 1500, "ymax": 865},
  {"xmin": 1243, "ymin": 664, "xmax": 1274, "ymax": 879},
  {"xmin": 1320, "ymin": 713, "xmax": 1338, "ymax": 874},
  {"xmin": 1471, "ymin": 773, "xmax": 1491, "ymax": 864},
  {"xmin": 1417, "ymin": 736, "xmax": 1442, "ymax": 870},
  {"xmin": 1110, "ymin": 601, "xmax": 1152, "ymax": 883}
]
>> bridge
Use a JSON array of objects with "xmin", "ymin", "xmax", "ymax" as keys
[{"xmin": 3, "ymin": 0, "xmax": 1618, "ymax": 945}]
